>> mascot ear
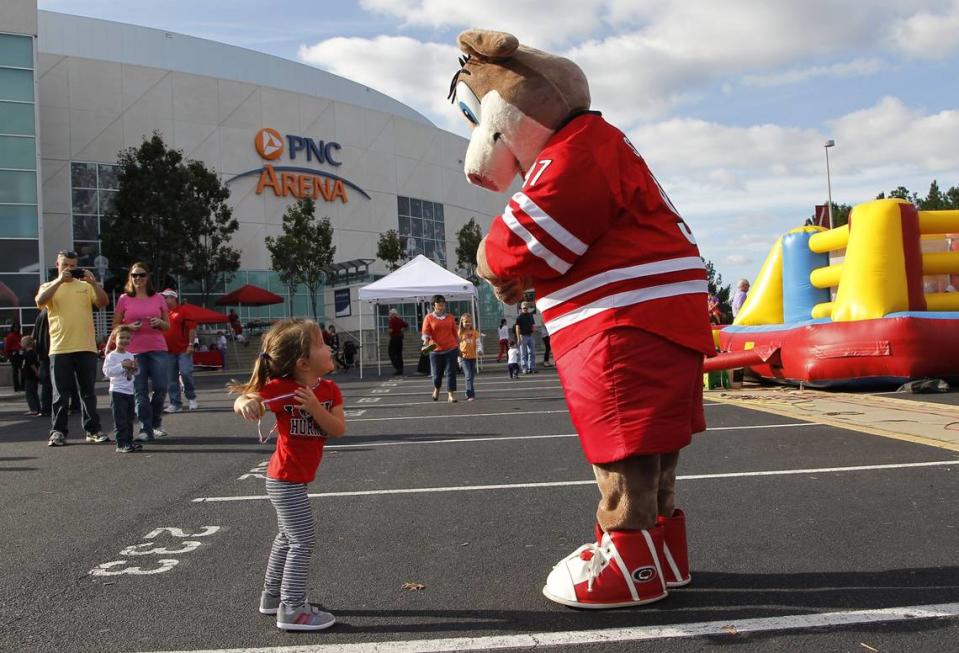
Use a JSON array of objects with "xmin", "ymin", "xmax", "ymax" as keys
[{"xmin": 458, "ymin": 29, "xmax": 519, "ymax": 61}]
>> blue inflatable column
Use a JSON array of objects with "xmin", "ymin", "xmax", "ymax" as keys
[{"xmin": 782, "ymin": 231, "xmax": 831, "ymax": 323}]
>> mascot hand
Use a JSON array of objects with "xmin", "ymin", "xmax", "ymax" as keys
[
  {"xmin": 477, "ymin": 235, "xmax": 530, "ymax": 304},
  {"xmin": 490, "ymin": 278, "xmax": 528, "ymax": 304}
]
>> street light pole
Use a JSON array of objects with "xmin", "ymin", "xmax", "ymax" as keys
[{"xmin": 824, "ymin": 139, "xmax": 835, "ymax": 229}]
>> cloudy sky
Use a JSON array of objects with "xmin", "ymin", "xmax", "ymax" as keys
[{"xmin": 39, "ymin": 0, "xmax": 959, "ymax": 285}]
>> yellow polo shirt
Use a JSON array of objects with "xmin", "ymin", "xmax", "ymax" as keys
[{"xmin": 37, "ymin": 280, "xmax": 98, "ymax": 354}]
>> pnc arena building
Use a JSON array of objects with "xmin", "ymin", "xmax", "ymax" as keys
[{"xmin": 0, "ymin": 1, "xmax": 509, "ymax": 334}]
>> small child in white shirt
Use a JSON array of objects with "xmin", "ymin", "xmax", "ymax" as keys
[
  {"xmin": 507, "ymin": 340, "xmax": 521, "ymax": 379},
  {"xmin": 102, "ymin": 325, "xmax": 139, "ymax": 453}
]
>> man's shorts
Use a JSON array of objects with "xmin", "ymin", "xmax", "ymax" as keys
[{"xmin": 555, "ymin": 326, "xmax": 705, "ymax": 464}]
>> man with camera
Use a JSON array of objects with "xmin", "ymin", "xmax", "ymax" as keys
[{"xmin": 35, "ymin": 250, "xmax": 109, "ymax": 446}]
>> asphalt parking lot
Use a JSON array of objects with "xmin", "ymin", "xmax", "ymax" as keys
[{"xmin": 1, "ymin": 365, "xmax": 956, "ymax": 652}]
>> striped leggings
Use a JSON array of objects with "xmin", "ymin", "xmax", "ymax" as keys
[{"xmin": 264, "ymin": 478, "xmax": 315, "ymax": 608}]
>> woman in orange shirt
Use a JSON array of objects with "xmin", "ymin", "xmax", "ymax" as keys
[{"xmin": 421, "ymin": 295, "xmax": 460, "ymax": 403}]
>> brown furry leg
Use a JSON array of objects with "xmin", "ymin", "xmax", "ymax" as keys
[
  {"xmin": 657, "ymin": 451, "xmax": 680, "ymax": 517},
  {"xmin": 593, "ymin": 454, "xmax": 660, "ymax": 532}
]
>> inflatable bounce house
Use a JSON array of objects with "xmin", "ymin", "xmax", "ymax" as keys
[{"xmin": 709, "ymin": 199, "xmax": 959, "ymax": 387}]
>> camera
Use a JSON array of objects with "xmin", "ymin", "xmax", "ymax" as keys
[{"xmin": 70, "ymin": 268, "xmax": 86, "ymax": 279}]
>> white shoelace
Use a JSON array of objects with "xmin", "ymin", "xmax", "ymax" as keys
[{"xmin": 578, "ymin": 542, "xmax": 610, "ymax": 592}]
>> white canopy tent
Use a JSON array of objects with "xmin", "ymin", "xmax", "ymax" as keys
[{"xmin": 357, "ymin": 255, "xmax": 479, "ymax": 378}]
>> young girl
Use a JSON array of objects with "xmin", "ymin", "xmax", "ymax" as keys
[
  {"xmin": 231, "ymin": 319, "xmax": 346, "ymax": 632},
  {"xmin": 458, "ymin": 314, "xmax": 482, "ymax": 402},
  {"xmin": 496, "ymin": 318, "xmax": 509, "ymax": 362},
  {"xmin": 103, "ymin": 325, "xmax": 139, "ymax": 453}
]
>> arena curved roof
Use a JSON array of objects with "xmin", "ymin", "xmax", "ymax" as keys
[{"xmin": 37, "ymin": 10, "xmax": 434, "ymax": 127}]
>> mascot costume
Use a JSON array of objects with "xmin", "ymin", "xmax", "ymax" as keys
[{"xmin": 451, "ymin": 30, "xmax": 715, "ymax": 609}]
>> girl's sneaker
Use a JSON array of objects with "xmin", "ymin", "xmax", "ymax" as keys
[
  {"xmin": 115, "ymin": 444, "xmax": 136, "ymax": 453},
  {"xmin": 259, "ymin": 591, "xmax": 280, "ymax": 615},
  {"xmin": 276, "ymin": 603, "xmax": 335, "ymax": 631}
]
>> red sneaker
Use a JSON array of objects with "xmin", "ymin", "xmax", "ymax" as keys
[
  {"xmin": 656, "ymin": 509, "xmax": 691, "ymax": 587},
  {"xmin": 542, "ymin": 528, "xmax": 668, "ymax": 609}
]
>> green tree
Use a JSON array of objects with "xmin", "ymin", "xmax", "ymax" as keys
[
  {"xmin": 265, "ymin": 198, "xmax": 336, "ymax": 321},
  {"xmin": 455, "ymin": 218, "xmax": 483, "ymax": 282},
  {"xmin": 377, "ymin": 229, "xmax": 404, "ymax": 271},
  {"xmin": 101, "ymin": 132, "xmax": 240, "ymax": 291},
  {"xmin": 704, "ymin": 258, "xmax": 732, "ymax": 321},
  {"xmin": 805, "ymin": 202, "xmax": 851, "ymax": 228},
  {"xmin": 918, "ymin": 180, "xmax": 948, "ymax": 210}
]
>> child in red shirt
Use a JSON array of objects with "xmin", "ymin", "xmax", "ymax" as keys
[{"xmin": 231, "ymin": 319, "xmax": 346, "ymax": 632}]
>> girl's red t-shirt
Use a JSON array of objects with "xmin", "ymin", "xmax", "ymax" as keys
[{"xmin": 260, "ymin": 378, "xmax": 343, "ymax": 484}]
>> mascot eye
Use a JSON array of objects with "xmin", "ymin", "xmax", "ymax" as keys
[
  {"xmin": 459, "ymin": 102, "xmax": 479, "ymax": 126},
  {"xmin": 455, "ymin": 81, "xmax": 482, "ymax": 127}
]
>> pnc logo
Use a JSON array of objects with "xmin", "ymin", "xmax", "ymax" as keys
[{"xmin": 255, "ymin": 128, "xmax": 284, "ymax": 160}]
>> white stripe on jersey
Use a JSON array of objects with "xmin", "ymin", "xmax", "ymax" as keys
[
  {"xmin": 512, "ymin": 192, "xmax": 588, "ymax": 256},
  {"xmin": 536, "ymin": 256, "xmax": 706, "ymax": 312},
  {"xmin": 502, "ymin": 206, "xmax": 571, "ymax": 274},
  {"xmin": 544, "ymin": 279, "xmax": 708, "ymax": 335}
]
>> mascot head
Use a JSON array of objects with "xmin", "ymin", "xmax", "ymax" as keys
[{"xmin": 449, "ymin": 29, "xmax": 590, "ymax": 192}]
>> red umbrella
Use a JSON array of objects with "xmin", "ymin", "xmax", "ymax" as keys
[
  {"xmin": 215, "ymin": 284, "xmax": 284, "ymax": 306},
  {"xmin": 175, "ymin": 303, "xmax": 230, "ymax": 324}
]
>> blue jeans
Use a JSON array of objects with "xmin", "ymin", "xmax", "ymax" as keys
[
  {"xmin": 462, "ymin": 358, "xmax": 477, "ymax": 398},
  {"xmin": 520, "ymin": 334, "xmax": 536, "ymax": 372},
  {"xmin": 134, "ymin": 351, "xmax": 168, "ymax": 436},
  {"xmin": 429, "ymin": 348, "xmax": 458, "ymax": 392},
  {"xmin": 111, "ymin": 391, "xmax": 135, "ymax": 447},
  {"xmin": 166, "ymin": 352, "xmax": 196, "ymax": 407}
]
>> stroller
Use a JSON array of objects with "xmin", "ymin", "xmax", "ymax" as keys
[{"xmin": 335, "ymin": 340, "xmax": 358, "ymax": 371}]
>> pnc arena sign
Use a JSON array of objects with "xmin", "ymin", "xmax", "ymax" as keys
[{"xmin": 224, "ymin": 127, "xmax": 371, "ymax": 203}]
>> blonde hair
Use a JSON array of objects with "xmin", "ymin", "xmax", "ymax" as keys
[
  {"xmin": 21, "ymin": 335, "xmax": 35, "ymax": 349},
  {"xmin": 113, "ymin": 324, "xmax": 134, "ymax": 339},
  {"xmin": 228, "ymin": 319, "xmax": 321, "ymax": 394},
  {"xmin": 458, "ymin": 313, "xmax": 475, "ymax": 339}
]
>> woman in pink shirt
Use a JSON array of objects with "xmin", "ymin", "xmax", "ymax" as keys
[{"xmin": 109, "ymin": 262, "xmax": 170, "ymax": 441}]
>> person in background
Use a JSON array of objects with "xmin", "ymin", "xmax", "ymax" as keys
[
  {"xmin": 4, "ymin": 323, "xmax": 23, "ymax": 392},
  {"xmin": 422, "ymin": 294, "xmax": 459, "ymax": 402},
  {"xmin": 217, "ymin": 331, "xmax": 228, "ymax": 368},
  {"xmin": 514, "ymin": 301, "xmax": 537, "ymax": 374},
  {"xmin": 102, "ymin": 325, "xmax": 139, "ymax": 453},
  {"xmin": 458, "ymin": 313, "xmax": 482, "ymax": 401},
  {"xmin": 110, "ymin": 262, "xmax": 170, "ymax": 442},
  {"xmin": 228, "ymin": 309, "xmax": 241, "ymax": 340},
  {"xmin": 21, "ymin": 335, "xmax": 41, "ymax": 416},
  {"xmin": 387, "ymin": 308, "xmax": 408, "ymax": 376},
  {"xmin": 708, "ymin": 295, "xmax": 723, "ymax": 325},
  {"xmin": 160, "ymin": 289, "xmax": 198, "ymax": 412},
  {"xmin": 731, "ymin": 279, "xmax": 750, "ymax": 318},
  {"xmin": 36, "ymin": 250, "xmax": 109, "ymax": 446},
  {"xmin": 506, "ymin": 340, "xmax": 521, "ymax": 379},
  {"xmin": 327, "ymin": 324, "xmax": 341, "ymax": 368},
  {"xmin": 32, "ymin": 308, "xmax": 53, "ymax": 416},
  {"xmin": 496, "ymin": 318, "xmax": 509, "ymax": 363}
]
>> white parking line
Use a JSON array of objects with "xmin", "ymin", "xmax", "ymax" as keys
[
  {"xmin": 192, "ymin": 459, "xmax": 956, "ymax": 502},
  {"xmin": 147, "ymin": 601, "xmax": 959, "ymax": 653},
  {"xmin": 342, "ymin": 385, "xmax": 563, "ymax": 398},
  {"xmin": 327, "ymin": 423, "xmax": 816, "ymax": 450}
]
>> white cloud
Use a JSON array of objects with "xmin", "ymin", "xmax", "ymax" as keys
[
  {"xmin": 298, "ymin": 36, "xmax": 463, "ymax": 131},
  {"xmin": 741, "ymin": 58, "xmax": 884, "ymax": 87},
  {"xmin": 358, "ymin": 0, "xmax": 608, "ymax": 48},
  {"xmin": 891, "ymin": 0, "xmax": 959, "ymax": 59},
  {"xmin": 725, "ymin": 254, "xmax": 750, "ymax": 265}
]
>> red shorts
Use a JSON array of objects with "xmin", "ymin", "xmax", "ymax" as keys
[{"xmin": 555, "ymin": 327, "xmax": 705, "ymax": 464}]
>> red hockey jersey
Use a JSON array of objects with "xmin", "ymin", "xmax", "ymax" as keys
[
  {"xmin": 484, "ymin": 113, "xmax": 714, "ymax": 360},
  {"xmin": 261, "ymin": 377, "xmax": 343, "ymax": 484}
]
